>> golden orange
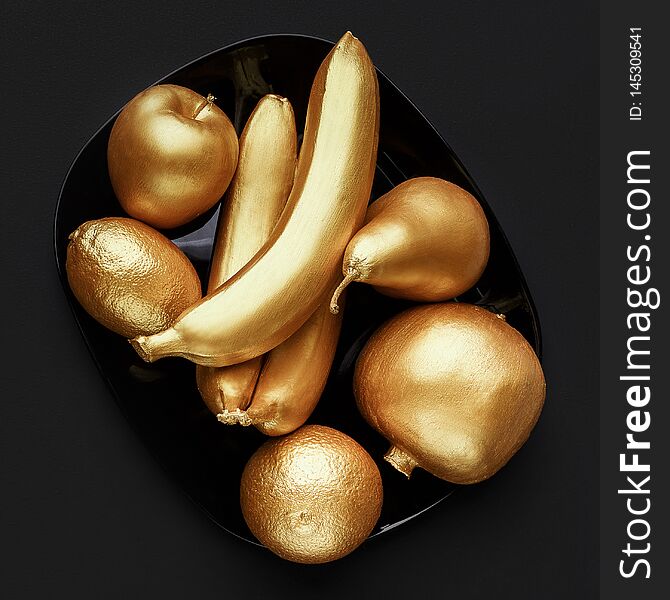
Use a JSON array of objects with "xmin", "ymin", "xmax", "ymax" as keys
[{"xmin": 240, "ymin": 425, "xmax": 383, "ymax": 563}]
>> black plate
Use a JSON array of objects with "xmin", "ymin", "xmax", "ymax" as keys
[{"xmin": 54, "ymin": 34, "xmax": 541, "ymax": 546}]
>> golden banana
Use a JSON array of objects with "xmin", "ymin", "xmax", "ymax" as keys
[
  {"xmin": 196, "ymin": 94, "xmax": 297, "ymax": 414},
  {"xmin": 217, "ymin": 294, "xmax": 344, "ymax": 436},
  {"xmin": 330, "ymin": 177, "xmax": 490, "ymax": 313},
  {"xmin": 131, "ymin": 31, "xmax": 379, "ymax": 367}
]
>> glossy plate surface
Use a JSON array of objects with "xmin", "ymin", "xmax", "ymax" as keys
[{"xmin": 54, "ymin": 34, "xmax": 541, "ymax": 545}]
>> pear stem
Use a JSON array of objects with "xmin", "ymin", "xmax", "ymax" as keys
[
  {"xmin": 192, "ymin": 93, "xmax": 216, "ymax": 119},
  {"xmin": 216, "ymin": 409, "xmax": 253, "ymax": 426},
  {"xmin": 384, "ymin": 445, "xmax": 418, "ymax": 478},
  {"xmin": 329, "ymin": 267, "xmax": 360, "ymax": 314}
]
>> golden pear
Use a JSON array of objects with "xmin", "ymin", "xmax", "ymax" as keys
[{"xmin": 331, "ymin": 177, "xmax": 489, "ymax": 313}]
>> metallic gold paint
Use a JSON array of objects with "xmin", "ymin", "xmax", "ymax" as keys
[
  {"xmin": 354, "ymin": 303, "xmax": 545, "ymax": 484},
  {"xmin": 107, "ymin": 84, "xmax": 238, "ymax": 229},
  {"xmin": 196, "ymin": 94, "xmax": 297, "ymax": 414},
  {"xmin": 65, "ymin": 217, "xmax": 201, "ymax": 338},
  {"xmin": 330, "ymin": 177, "xmax": 490, "ymax": 313},
  {"xmin": 240, "ymin": 425, "xmax": 383, "ymax": 564},
  {"xmin": 244, "ymin": 295, "xmax": 343, "ymax": 436},
  {"xmin": 131, "ymin": 32, "xmax": 380, "ymax": 367}
]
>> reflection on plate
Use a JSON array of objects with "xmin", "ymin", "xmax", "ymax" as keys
[{"xmin": 54, "ymin": 34, "xmax": 541, "ymax": 545}]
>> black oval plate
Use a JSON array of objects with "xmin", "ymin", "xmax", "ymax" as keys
[{"xmin": 54, "ymin": 34, "xmax": 541, "ymax": 545}]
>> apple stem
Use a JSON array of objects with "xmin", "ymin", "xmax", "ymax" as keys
[{"xmin": 193, "ymin": 93, "xmax": 216, "ymax": 119}]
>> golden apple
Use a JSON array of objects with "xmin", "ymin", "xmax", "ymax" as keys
[{"xmin": 108, "ymin": 84, "xmax": 238, "ymax": 229}]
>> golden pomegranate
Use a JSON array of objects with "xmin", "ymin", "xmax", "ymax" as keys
[
  {"xmin": 66, "ymin": 217, "xmax": 201, "ymax": 338},
  {"xmin": 107, "ymin": 84, "xmax": 238, "ymax": 229},
  {"xmin": 354, "ymin": 303, "xmax": 545, "ymax": 484},
  {"xmin": 240, "ymin": 425, "xmax": 383, "ymax": 564}
]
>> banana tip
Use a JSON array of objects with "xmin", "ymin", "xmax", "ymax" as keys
[
  {"xmin": 337, "ymin": 31, "xmax": 360, "ymax": 49},
  {"xmin": 129, "ymin": 336, "xmax": 152, "ymax": 363},
  {"xmin": 266, "ymin": 93, "xmax": 289, "ymax": 104},
  {"xmin": 217, "ymin": 409, "xmax": 253, "ymax": 427}
]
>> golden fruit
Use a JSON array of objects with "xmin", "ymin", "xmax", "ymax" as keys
[
  {"xmin": 196, "ymin": 94, "xmax": 297, "ymax": 415},
  {"xmin": 65, "ymin": 217, "xmax": 201, "ymax": 338},
  {"xmin": 330, "ymin": 177, "xmax": 490, "ymax": 313},
  {"xmin": 130, "ymin": 31, "xmax": 380, "ymax": 367},
  {"xmin": 244, "ymin": 297, "xmax": 344, "ymax": 436},
  {"xmin": 218, "ymin": 294, "xmax": 344, "ymax": 436},
  {"xmin": 108, "ymin": 84, "xmax": 238, "ymax": 229},
  {"xmin": 354, "ymin": 303, "xmax": 545, "ymax": 484},
  {"xmin": 240, "ymin": 425, "xmax": 383, "ymax": 564}
]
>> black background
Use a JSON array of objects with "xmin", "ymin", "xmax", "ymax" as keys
[{"xmin": 1, "ymin": 1, "xmax": 598, "ymax": 598}]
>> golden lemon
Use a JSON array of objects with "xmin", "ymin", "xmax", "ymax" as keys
[{"xmin": 66, "ymin": 217, "xmax": 201, "ymax": 338}]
